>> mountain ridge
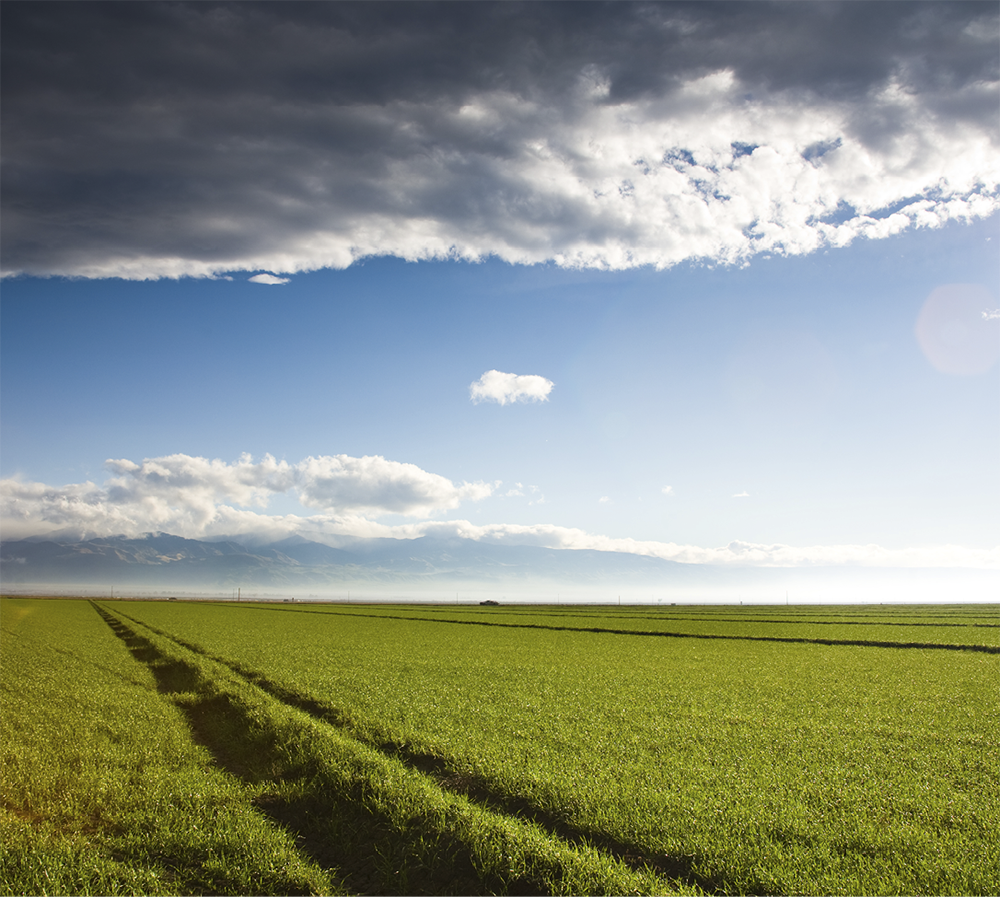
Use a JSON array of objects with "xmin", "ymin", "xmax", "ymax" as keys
[{"xmin": 0, "ymin": 531, "xmax": 699, "ymax": 591}]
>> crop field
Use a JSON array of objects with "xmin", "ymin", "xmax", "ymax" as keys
[{"xmin": 2, "ymin": 598, "xmax": 998, "ymax": 896}]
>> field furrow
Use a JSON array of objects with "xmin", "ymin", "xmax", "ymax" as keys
[
  {"xmin": 0, "ymin": 598, "xmax": 335, "ymax": 896},
  {"xmin": 211, "ymin": 602, "xmax": 1000, "ymax": 648},
  {"xmin": 4, "ymin": 597, "xmax": 998, "ymax": 896},
  {"xmin": 98, "ymin": 602, "xmax": 685, "ymax": 895},
  {"xmin": 117, "ymin": 599, "xmax": 1000, "ymax": 896}
]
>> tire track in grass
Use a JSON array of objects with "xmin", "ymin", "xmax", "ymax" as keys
[
  {"xmin": 107, "ymin": 605, "xmax": 772, "ymax": 895},
  {"xmin": 96, "ymin": 603, "xmax": 700, "ymax": 896},
  {"xmin": 5, "ymin": 602, "xmax": 336, "ymax": 897},
  {"xmin": 216, "ymin": 603, "xmax": 1000, "ymax": 654},
  {"xmin": 93, "ymin": 604, "xmax": 491, "ymax": 895}
]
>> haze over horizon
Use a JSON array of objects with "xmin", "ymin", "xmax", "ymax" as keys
[{"xmin": 2, "ymin": 2, "xmax": 998, "ymax": 601}]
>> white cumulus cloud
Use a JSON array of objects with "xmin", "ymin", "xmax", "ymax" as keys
[
  {"xmin": 0, "ymin": 452, "xmax": 495, "ymax": 541},
  {"xmin": 293, "ymin": 454, "xmax": 494, "ymax": 517},
  {"xmin": 470, "ymin": 370, "xmax": 554, "ymax": 406}
]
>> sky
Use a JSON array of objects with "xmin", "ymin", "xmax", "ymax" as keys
[{"xmin": 1, "ymin": 2, "xmax": 998, "ymax": 593}]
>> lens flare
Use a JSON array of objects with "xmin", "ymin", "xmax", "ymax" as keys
[{"xmin": 915, "ymin": 284, "xmax": 999, "ymax": 375}]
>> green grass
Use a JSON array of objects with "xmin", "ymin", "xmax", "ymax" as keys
[
  {"xmin": 2, "ymin": 597, "xmax": 998, "ymax": 895},
  {"xmin": 0, "ymin": 598, "xmax": 334, "ymax": 896},
  {"xmin": 121, "ymin": 600, "xmax": 1000, "ymax": 895}
]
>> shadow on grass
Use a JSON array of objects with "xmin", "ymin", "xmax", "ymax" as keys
[
  {"xmin": 93, "ymin": 603, "xmax": 546, "ymax": 896},
  {"xmin": 95, "ymin": 605, "xmax": 203, "ymax": 694},
  {"xmin": 224, "ymin": 660, "xmax": 752, "ymax": 894},
  {"xmin": 105, "ymin": 605, "xmax": 755, "ymax": 895}
]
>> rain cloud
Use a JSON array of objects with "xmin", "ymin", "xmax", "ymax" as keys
[{"xmin": 2, "ymin": 2, "xmax": 997, "ymax": 280}]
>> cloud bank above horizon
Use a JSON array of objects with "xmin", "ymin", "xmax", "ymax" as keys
[
  {"xmin": 2, "ymin": 2, "xmax": 997, "ymax": 280},
  {"xmin": 2, "ymin": 453, "xmax": 996, "ymax": 570}
]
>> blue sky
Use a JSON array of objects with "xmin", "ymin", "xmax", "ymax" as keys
[
  {"xmin": 1, "ymin": 2, "xmax": 998, "ymax": 587},
  {"xmin": 4, "ymin": 213, "xmax": 997, "ymax": 558}
]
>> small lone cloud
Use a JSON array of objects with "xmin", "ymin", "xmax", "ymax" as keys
[
  {"xmin": 733, "ymin": 491, "xmax": 750, "ymax": 498},
  {"xmin": 661, "ymin": 485, "xmax": 674, "ymax": 496},
  {"xmin": 599, "ymin": 496, "xmax": 611, "ymax": 504},
  {"xmin": 249, "ymin": 273, "xmax": 290, "ymax": 285},
  {"xmin": 983, "ymin": 309, "xmax": 1000, "ymax": 321},
  {"xmin": 470, "ymin": 370, "xmax": 554, "ymax": 405}
]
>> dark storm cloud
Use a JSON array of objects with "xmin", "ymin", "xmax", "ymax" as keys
[{"xmin": 2, "ymin": 1, "xmax": 997, "ymax": 278}]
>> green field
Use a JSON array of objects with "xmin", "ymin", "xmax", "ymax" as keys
[{"xmin": 2, "ymin": 598, "xmax": 998, "ymax": 895}]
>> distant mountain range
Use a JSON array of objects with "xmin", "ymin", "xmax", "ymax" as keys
[
  {"xmin": 5, "ymin": 532, "xmax": 992, "ymax": 602},
  {"xmin": 0, "ymin": 531, "xmax": 711, "ymax": 594}
]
